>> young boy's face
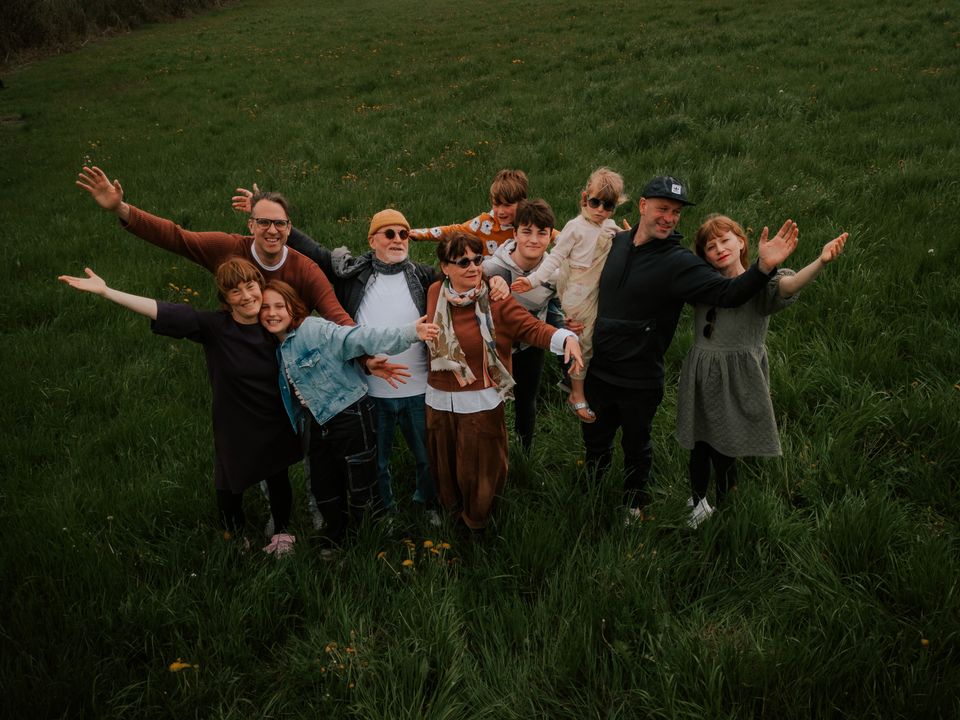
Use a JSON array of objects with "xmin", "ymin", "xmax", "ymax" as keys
[
  {"xmin": 513, "ymin": 223, "xmax": 551, "ymax": 265},
  {"xmin": 492, "ymin": 199, "xmax": 519, "ymax": 227}
]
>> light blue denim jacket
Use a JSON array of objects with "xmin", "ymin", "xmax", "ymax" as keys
[{"xmin": 277, "ymin": 317, "xmax": 421, "ymax": 429}]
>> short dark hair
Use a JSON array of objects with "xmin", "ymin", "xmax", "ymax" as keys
[
  {"xmin": 250, "ymin": 191, "xmax": 291, "ymax": 219},
  {"xmin": 437, "ymin": 231, "xmax": 483, "ymax": 264},
  {"xmin": 215, "ymin": 257, "xmax": 264, "ymax": 304},
  {"xmin": 514, "ymin": 198, "xmax": 555, "ymax": 231}
]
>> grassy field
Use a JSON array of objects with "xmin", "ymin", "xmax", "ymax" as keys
[{"xmin": 2, "ymin": 0, "xmax": 959, "ymax": 716}]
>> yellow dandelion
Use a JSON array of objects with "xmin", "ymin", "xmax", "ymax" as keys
[
  {"xmin": 376, "ymin": 551, "xmax": 386, "ymax": 560},
  {"xmin": 324, "ymin": 642, "xmax": 338, "ymax": 653},
  {"xmin": 439, "ymin": 542, "xmax": 451, "ymax": 550},
  {"xmin": 921, "ymin": 638, "xmax": 930, "ymax": 647},
  {"xmin": 430, "ymin": 548, "xmax": 440, "ymax": 555},
  {"xmin": 168, "ymin": 658, "xmax": 197, "ymax": 672},
  {"xmin": 402, "ymin": 559, "xmax": 414, "ymax": 567},
  {"xmin": 423, "ymin": 540, "xmax": 434, "ymax": 549}
]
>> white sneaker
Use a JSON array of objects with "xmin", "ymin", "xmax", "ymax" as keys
[
  {"xmin": 427, "ymin": 510, "xmax": 442, "ymax": 528},
  {"xmin": 686, "ymin": 496, "xmax": 694, "ymax": 508},
  {"xmin": 688, "ymin": 498, "xmax": 714, "ymax": 529}
]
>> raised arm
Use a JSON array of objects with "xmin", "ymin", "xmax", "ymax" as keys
[
  {"xmin": 58, "ymin": 268, "xmax": 158, "ymax": 319},
  {"xmin": 76, "ymin": 166, "xmax": 132, "ymax": 223},
  {"xmin": 230, "ymin": 184, "xmax": 260, "ymax": 214},
  {"xmin": 757, "ymin": 219, "xmax": 799, "ymax": 274},
  {"xmin": 777, "ymin": 232, "xmax": 848, "ymax": 298}
]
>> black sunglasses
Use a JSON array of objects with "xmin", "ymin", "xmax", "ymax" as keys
[
  {"xmin": 450, "ymin": 255, "xmax": 484, "ymax": 268},
  {"xmin": 587, "ymin": 197, "xmax": 616, "ymax": 212},
  {"xmin": 375, "ymin": 228, "xmax": 409, "ymax": 240},
  {"xmin": 703, "ymin": 307, "xmax": 717, "ymax": 339}
]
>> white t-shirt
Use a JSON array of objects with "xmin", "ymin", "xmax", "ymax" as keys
[{"xmin": 356, "ymin": 272, "xmax": 429, "ymax": 398}]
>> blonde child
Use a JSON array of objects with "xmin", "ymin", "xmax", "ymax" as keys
[
  {"xmin": 410, "ymin": 169, "xmax": 540, "ymax": 256},
  {"xmin": 510, "ymin": 167, "xmax": 627, "ymax": 422},
  {"xmin": 677, "ymin": 214, "xmax": 848, "ymax": 527}
]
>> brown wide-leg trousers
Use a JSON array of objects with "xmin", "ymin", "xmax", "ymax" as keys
[{"xmin": 425, "ymin": 404, "xmax": 508, "ymax": 530}]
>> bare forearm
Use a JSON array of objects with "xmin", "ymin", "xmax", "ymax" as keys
[
  {"xmin": 777, "ymin": 258, "xmax": 824, "ymax": 298},
  {"xmin": 102, "ymin": 286, "xmax": 159, "ymax": 319}
]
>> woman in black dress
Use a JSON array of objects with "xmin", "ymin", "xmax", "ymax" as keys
[{"xmin": 58, "ymin": 258, "xmax": 302, "ymax": 554}]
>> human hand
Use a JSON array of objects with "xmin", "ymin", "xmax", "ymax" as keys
[
  {"xmin": 819, "ymin": 232, "xmax": 848, "ymax": 264},
  {"xmin": 76, "ymin": 166, "xmax": 124, "ymax": 213},
  {"xmin": 415, "ymin": 315, "xmax": 440, "ymax": 342},
  {"xmin": 621, "ymin": 218, "xmax": 632, "ymax": 230},
  {"xmin": 231, "ymin": 183, "xmax": 260, "ymax": 213},
  {"xmin": 488, "ymin": 275, "xmax": 510, "ymax": 301},
  {"xmin": 565, "ymin": 317, "xmax": 585, "ymax": 335},
  {"xmin": 365, "ymin": 356, "xmax": 411, "ymax": 388},
  {"xmin": 563, "ymin": 336, "xmax": 584, "ymax": 376},
  {"xmin": 58, "ymin": 267, "xmax": 107, "ymax": 296},
  {"xmin": 510, "ymin": 277, "xmax": 533, "ymax": 293},
  {"xmin": 758, "ymin": 219, "xmax": 799, "ymax": 273}
]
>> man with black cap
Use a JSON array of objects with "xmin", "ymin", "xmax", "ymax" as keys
[{"xmin": 583, "ymin": 175, "xmax": 799, "ymax": 522}]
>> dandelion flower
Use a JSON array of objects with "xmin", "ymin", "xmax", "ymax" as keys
[
  {"xmin": 439, "ymin": 542, "xmax": 451, "ymax": 550},
  {"xmin": 423, "ymin": 540, "xmax": 434, "ymax": 549},
  {"xmin": 376, "ymin": 551, "xmax": 386, "ymax": 560},
  {"xmin": 402, "ymin": 559, "xmax": 414, "ymax": 567},
  {"xmin": 921, "ymin": 638, "xmax": 930, "ymax": 647},
  {"xmin": 168, "ymin": 658, "xmax": 197, "ymax": 672}
]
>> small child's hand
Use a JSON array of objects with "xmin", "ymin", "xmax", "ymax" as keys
[
  {"xmin": 621, "ymin": 218, "xmax": 632, "ymax": 230},
  {"xmin": 510, "ymin": 277, "xmax": 533, "ymax": 293},
  {"xmin": 231, "ymin": 183, "xmax": 260, "ymax": 213},
  {"xmin": 820, "ymin": 232, "xmax": 848, "ymax": 264}
]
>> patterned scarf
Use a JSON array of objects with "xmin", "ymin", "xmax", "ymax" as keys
[{"xmin": 430, "ymin": 278, "xmax": 515, "ymax": 400}]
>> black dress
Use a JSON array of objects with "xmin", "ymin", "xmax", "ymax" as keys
[{"xmin": 151, "ymin": 302, "xmax": 301, "ymax": 493}]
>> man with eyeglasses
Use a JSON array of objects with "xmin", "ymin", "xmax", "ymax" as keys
[
  {"xmin": 284, "ymin": 209, "xmax": 442, "ymax": 521},
  {"xmin": 584, "ymin": 175, "xmax": 799, "ymax": 524},
  {"xmin": 77, "ymin": 166, "xmax": 357, "ymax": 332}
]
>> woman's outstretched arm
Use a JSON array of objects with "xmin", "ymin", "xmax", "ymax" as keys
[
  {"xmin": 58, "ymin": 268, "xmax": 159, "ymax": 320},
  {"xmin": 777, "ymin": 232, "xmax": 848, "ymax": 298}
]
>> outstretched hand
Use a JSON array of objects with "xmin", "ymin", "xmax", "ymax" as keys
[
  {"xmin": 58, "ymin": 267, "xmax": 107, "ymax": 296},
  {"xmin": 510, "ymin": 277, "xmax": 533, "ymax": 293},
  {"xmin": 415, "ymin": 315, "xmax": 440, "ymax": 342},
  {"xmin": 758, "ymin": 219, "xmax": 799, "ymax": 273},
  {"xmin": 366, "ymin": 356, "xmax": 411, "ymax": 388},
  {"xmin": 488, "ymin": 275, "xmax": 511, "ymax": 302},
  {"xmin": 231, "ymin": 183, "xmax": 260, "ymax": 214},
  {"xmin": 76, "ymin": 166, "xmax": 124, "ymax": 213},
  {"xmin": 563, "ymin": 336, "xmax": 584, "ymax": 376},
  {"xmin": 820, "ymin": 232, "xmax": 848, "ymax": 264}
]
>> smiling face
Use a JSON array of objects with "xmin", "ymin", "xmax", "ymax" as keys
[
  {"xmin": 492, "ymin": 200, "xmax": 519, "ymax": 228},
  {"xmin": 512, "ymin": 223, "xmax": 551, "ymax": 270},
  {"xmin": 442, "ymin": 251, "xmax": 484, "ymax": 294},
  {"xmin": 703, "ymin": 230, "xmax": 747, "ymax": 277},
  {"xmin": 637, "ymin": 197, "xmax": 684, "ymax": 242},
  {"xmin": 248, "ymin": 199, "xmax": 291, "ymax": 264},
  {"xmin": 224, "ymin": 280, "xmax": 263, "ymax": 324},
  {"xmin": 368, "ymin": 224, "xmax": 410, "ymax": 264},
  {"xmin": 259, "ymin": 288, "xmax": 293, "ymax": 338}
]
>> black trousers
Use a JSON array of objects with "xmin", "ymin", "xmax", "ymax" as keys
[
  {"xmin": 307, "ymin": 398, "xmax": 380, "ymax": 546},
  {"xmin": 216, "ymin": 469, "xmax": 291, "ymax": 534},
  {"xmin": 690, "ymin": 441, "xmax": 738, "ymax": 505},
  {"xmin": 581, "ymin": 373, "xmax": 664, "ymax": 508},
  {"xmin": 511, "ymin": 345, "xmax": 546, "ymax": 452}
]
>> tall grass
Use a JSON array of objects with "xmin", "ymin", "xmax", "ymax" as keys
[{"xmin": 1, "ymin": 0, "xmax": 958, "ymax": 716}]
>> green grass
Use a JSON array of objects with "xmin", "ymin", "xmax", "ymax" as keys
[{"xmin": 2, "ymin": 0, "xmax": 959, "ymax": 716}]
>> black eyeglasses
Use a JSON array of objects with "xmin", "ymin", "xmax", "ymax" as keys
[
  {"xmin": 703, "ymin": 307, "xmax": 717, "ymax": 339},
  {"xmin": 587, "ymin": 197, "xmax": 616, "ymax": 212},
  {"xmin": 450, "ymin": 255, "xmax": 484, "ymax": 268},
  {"xmin": 252, "ymin": 217, "xmax": 291, "ymax": 230},
  {"xmin": 375, "ymin": 228, "xmax": 409, "ymax": 240}
]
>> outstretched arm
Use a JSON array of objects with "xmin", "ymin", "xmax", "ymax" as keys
[
  {"xmin": 58, "ymin": 268, "xmax": 158, "ymax": 319},
  {"xmin": 76, "ymin": 166, "xmax": 132, "ymax": 223},
  {"xmin": 777, "ymin": 232, "xmax": 848, "ymax": 298},
  {"xmin": 757, "ymin": 219, "xmax": 799, "ymax": 274}
]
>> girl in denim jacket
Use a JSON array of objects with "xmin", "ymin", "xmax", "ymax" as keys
[{"xmin": 260, "ymin": 280, "xmax": 438, "ymax": 548}]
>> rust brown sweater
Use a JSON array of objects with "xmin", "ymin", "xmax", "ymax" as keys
[{"xmin": 426, "ymin": 281, "xmax": 556, "ymax": 393}]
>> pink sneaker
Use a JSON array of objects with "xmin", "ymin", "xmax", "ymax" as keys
[{"xmin": 263, "ymin": 533, "xmax": 296, "ymax": 556}]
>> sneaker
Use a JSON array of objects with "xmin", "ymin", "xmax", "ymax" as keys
[
  {"xmin": 623, "ymin": 506, "xmax": 649, "ymax": 527},
  {"xmin": 263, "ymin": 533, "xmax": 296, "ymax": 556},
  {"xmin": 426, "ymin": 509, "xmax": 442, "ymax": 528},
  {"xmin": 688, "ymin": 498, "xmax": 714, "ymax": 529},
  {"xmin": 686, "ymin": 496, "xmax": 695, "ymax": 508}
]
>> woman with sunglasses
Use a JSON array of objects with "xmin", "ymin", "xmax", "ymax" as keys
[
  {"xmin": 510, "ymin": 167, "xmax": 627, "ymax": 424},
  {"xmin": 677, "ymin": 214, "xmax": 848, "ymax": 528},
  {"xmin": 425, "ymin": 232, "xmax": 585, "ymax": 540}
]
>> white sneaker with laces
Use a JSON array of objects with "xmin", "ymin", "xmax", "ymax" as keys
[{"xmin": 688, "ymin": 498, "xmax": 714, "ymax": 529}]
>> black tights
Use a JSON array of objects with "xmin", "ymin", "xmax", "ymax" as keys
[
  {"xmin": 689, "ymin": 441, "xmax": 738, "ymax": 505},
  {"xmin": 216, "ymin": 469, "xmax": 292, "ymax": 534}
]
